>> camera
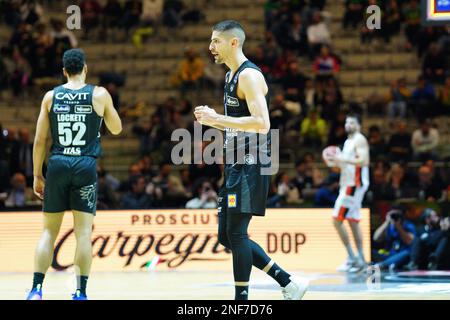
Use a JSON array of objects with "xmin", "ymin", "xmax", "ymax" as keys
[{"xmin": 389, "ymin": 210, "xmax": 402, "ymax": 221}]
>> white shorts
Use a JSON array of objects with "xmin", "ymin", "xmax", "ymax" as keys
[{"xmin": 332, "ymin": 185, "xmax": 368, "ymax": 222}]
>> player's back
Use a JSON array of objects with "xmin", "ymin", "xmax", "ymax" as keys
[{"xmin": 49, "ymin": 84, "xmax": 102, "ymax": 158}]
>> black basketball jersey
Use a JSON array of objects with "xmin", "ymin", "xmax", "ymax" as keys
[{"xmin": 223, "ymin": 60, "xmax": 271, "ymax": 166}]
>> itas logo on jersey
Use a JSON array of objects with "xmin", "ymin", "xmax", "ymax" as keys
[
  {"xmin": 55, "ymin": 92, "xmax": 89, "ymax": 101},
  {"xmin": 228, "ymin": 194, "xmax": 237, "ymax": 208},
  {"xmin": 226, "ymin": 96, "xmax": 239, "ymax": 107},
  {"xmin": 75, "ymin": 105, "xmax": 93, "ymax": 114},
  {"xmin": 53, "ymin": 105, "xmax": 70, "ymax": 113}
]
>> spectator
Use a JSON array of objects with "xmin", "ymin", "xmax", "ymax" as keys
[
  {"xmin": 291, "ymin": 159, "xmax": 314, "ymax": 198},
  {"xmin": 385, "ymin": 163, "xmax": 413, "ymax": 200},
  {"xmin": 281, "ymin": 61, "xmax": 307, "ymax": 103},
  {"xmin": 185, "ymin": 178, "xmax": 218, "ymax": 209},
  {"xmin": 415, "ymin": 165, "xmax": 446, "ymax": 202},
  {"xmin": 387, "ymin": 120, "xmax": 412, "ymax": 162},
  {"xmin": 313, "ymin": 45, "xmax": 340, "ymax": 84},
  {"xmin": 19, "ymin": 0, "xmax": 43, "ymax": 26},
  {"xmin": 307, "ymin": 11, "xmax": 331, "ymax": 59},
  {"xmin": 319, "ymin": 77, "xmax": 343, "ymax": 121},
  {"xmin": 102, "ymin": 0, "xmax": 123, "ymax": 39},
  {"xmin": 80, "ymin": 0, "xmax": 102, "ymax": 39},
  {"xmin": 260, "ymin": 31, "xmax": 281, "ymax": 74},
  {"xmin": 132, "ymin": 113, "xmax": 165, "ymax": 156},
  {"xmin": 120, "ymin": 174, "xmax": 153, "ymax": 209},
  {"xmin": 171, "ymin": 47, "xmax": 204, "ymax": 96},
  {"xmin": 249, "ymin": 46, "xmax": 272, "ymax": 76},
  {"xmin": 386, "ymin": 78, "xmax": 411, "ymax": 119},
  {"xmin": 97, "ymin": 166, "xmax": 120, "ymax": 209},
  {"xmin": 162, "ymin": 0, "xmax": 182, "ymax": 28},
  {"xmin": 417, "ymin": 26, "xmax": 446, "ymax": 58},
  {"xmin": 10, "ymin": 48, "xmax": 32, "ymax": 96},
  {"xmin": 411, "ymin": 76, "xmax": 436, "ymax": 119},
  {"xmin": 121, "ymin": 0, "xmax": 143, "ymax": 35},
  {"xmin": 422, "ymin": 43, "xmax": 447, "ymax": 84},
  {"xmin": 327, "ymin": 110, "xmax": 347, "ymax": 147},
  {"xmin": 50, "ymin": 18, "xmax": 77, "ymax": 74},
  {"xmin": 403, "ymin": 0, "xmax": 421, "ymax": 50},
  {"xmin": 411, "ymin": 120, "xmax": 439, "ymax": 161},
  {"xmin": 381, "ymin": 0, "xmax": 402, "ymax": 43},
  {"xmin": 147, "ymin": 163, "xmax": 188, "ymax": 207},
  {"xmin": 303, "ymin": 152, "xmax": 325, "ymax": 186},
  {"xmin": 300, "ymin": 110, "xmax": 327, "ymax": 149},
  {"xmin": 368, "ymin": 125, "xmax": 387, "ymax": 161},
  {"xmin": 407, "ymin": 209, "xmax": 443, "ymax": 270},
  {"xmin": 314, "ymin": 173, "xmax": 339, "ymax": 207},
  {"xmin": 373, "ymin": 207, "xmax": 416, "ymax": 271},
  {"xmin": 4, "ymin": 172, "xmax": 37, "ymax": 207},
  {"xmin": 367, "ymin": 167, "xmax": 394, "ymax": 202},
  {"xmin": 281, "ymin": 13, "xmax": 308, "ymax": 55},
  {"xmin": 267, "ymin": 172, "xmax": 301, "ymax": 207},
  {"xmin": 269, "ymin": 94, "xmax": 291, "ymax": 132},
  {"xmin": 16, "ymin": 128, "xmax": 33, "ymax": 184},
  {"xmin": 342, "ymin": 0, "xmax": 364, "ymax": 29},
  {"xmin": 437, "ymin": 76, "xmax": 450, "ymax": 115}
]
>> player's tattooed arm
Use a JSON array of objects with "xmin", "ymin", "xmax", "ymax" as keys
[
  {"xmin": 32, "ymin": 90, "xmax": 53, "ymax": 199},
  {"xmin": 194, "ymin": 69, "xmax": 270, "ymax": 134}
]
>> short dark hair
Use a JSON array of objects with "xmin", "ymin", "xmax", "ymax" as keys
[
  {"xmin": 346, "ymin": 113, "xmax": 361, "ymax": 125},
  {"xmin": 212, "ymin": 20, "xmax": 246, "ymax": 46},
  {"xmin": 63, "ymin": 48, "xmax": 85, "ymax": 76}
]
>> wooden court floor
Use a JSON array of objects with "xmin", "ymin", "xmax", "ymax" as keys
[{"xmin": 1, "ymin": 270, "xmax": 449, "ymax": 300}]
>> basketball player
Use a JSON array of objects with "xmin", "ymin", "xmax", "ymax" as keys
[
  {"xmin": 327, "ymin": 114, "xmax": 370, "ymax": 273},
  {"xmin": 194, "ymin": 20, "xmax": 309, "ymax": 300},
  {"xmin": 27, "ymin": 49, "xmax": 122, "ymax": 300}
]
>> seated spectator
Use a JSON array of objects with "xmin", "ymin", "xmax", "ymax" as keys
[
  {"xmin": 431, "ymin": 217, "xmax": 450, "ymax": 270},
  {"xmin": 50, "ymin": 18, "xmax": 78, "ymax": 74},
  {"xmin": 291, "ymin": 159, "xmax": 315, "ymax": 198},
  {"xmin": 386, "ymin": 78, "xmax": 410, "ymax": 119},
  {"xmin": 424, "ymin": 159, "xmax": 446, "ymax": 194},
  {"xmin": 132, "ymin": 113, "xmax": 165, "ymax": 156},
  {"xmin": 120, "ymin": 174, "xmax": 153, "ymax": 209},
  {"xmin": 411, "ymin": 120, "xmax": 439, "ymax": 161},
  {"xmin": 281, "ymin": 61, "xmax": 307, "ymax": 103},
  {"xmin": 171, "ymin": 47, "xmax": 204, "ymax": 96},
  {"xmin": 381, "ymin": 0, "xmax": 402, "ymax": 43},
  {"xmin": 271, "ymin": 49, "xmax": 298, "ymax": 81},
  {"xmin": 368, "ymin": 125, "xmax": 387, "ymax": 161},
  {"xmin": 4, "ymin": 172, "xmax": 38, "ymax": 207},
  {"xmin": 367, "ymin": 167, "xmax": 394, "ymax": 202},
  {"xmin": 162, "ymin": 0, "xmax": 182, "ymax": 28},
  {"xmin": 417, "ymin": 26, "xmax": 446, "ymax": 58},
  {"xmin": 407, "ymin": 209, "xmax": 443, "ymax": 270},
  {"xmin": 422, "ymin": 43, "xmax": 447, "ymax": 84},
  {"xmin": 97, "ymin": 167, "xmax": 120, "ymax": 209},
  {"xmin": 249, "ymin": 46, "xmax": 272, "ymax": 75},
  {"xmin": 281, "ymin": 13, "xmax": 308, "ymax": 55},
  {"xmin": 102, "ymin": 0, "xmax": 123, "ymax": 40},
  {"xmin": 402, "ymin": 0, "xmax": 421, "ymax": 50},
  {"xmin": 307, "ymin": 11, "xmax": 331, "ymax": 59},
  {"xmin": 303, "ymin": 152, "xmax": 325, "ymax": 186},
  {"xmin": 387, "ymin": 120, "xmax": 412, "ymax": 162},
  {"xmin": 269, "ymin": 94, "xmax": 291, "ymax": 132},
  {"xmin": 300, "ymin": 110, "xmax": 327, "ymax": 149},
  {"xmin": 121, "ymin": 0, "xmax": 143, "ymax": 35},
  {"xmin": 147, "ymin": 163, "xmax": 188, "ymax": 207},
  {"xmin": 267, "ymin": 172, "xmax": 301, "ymax": 207},
  {"xmin": 80, "ymin": 0, "xmax": 102, "ymax": 39},
  {"xmin": 437, "ymin": 76, "xmax": 450, "ymax": 115},
  {"xmin": 314, "ymin": 173, "xmax": 339, "ymax": 207},
  {"xmin": 342, "ymin": 0, "xmax": 364, "ymax": 29},
  {"xmin": 411, "ymin": 76, "xmax": 436, "ymax": 119},
  {"xmin": 260, "ymin": 31, "xmax": 281, "ymax": 74},
  {"xmin": 327, "ymin": 110, "xmax": 347, "ymax": 147},
  {"xmin": 373, "ymin": 206, "xmax": 416, "ymax": 271},
  {"xmin": 185, "ymin": 178, "xmax": 218, "ymax": 209},
  {"xmin": 386, "ymin": 163, "xmax": 413, "ymax": 200},
  {"xmin": 415, "ymin": 165, "xmax": 446, "ymax": 202},
  {"xmin": 360, "ymin": 0, "xmax": 383, "ymax": 44},
  {"xmin": 313, "ymin": 45, "xmax": 340, "ymax": 84}
]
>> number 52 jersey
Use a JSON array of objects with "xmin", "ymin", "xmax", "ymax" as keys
[{"xmin": 49, "ymin": 84, "xmax": 102, "ymax": 157}]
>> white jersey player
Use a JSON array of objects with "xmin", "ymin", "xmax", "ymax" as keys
[{"xmin": 328, "ymin": 114, "xmax": 370, "ymax": 272}]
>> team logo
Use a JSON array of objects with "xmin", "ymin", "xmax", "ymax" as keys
[
  {"xmin": 80, "ymin": 183, "xmax": 97, "ymax": 209},
  {"xmin": 53, "ymin": 105, "xmax": 70, "ymax": 113},
  {"xmin": 226, "ymin": 96, "xmax": 239, "ymax": 107},
  {"xmin": 244, "ymin": 154, "xmax": 255, "ymax": 165},
  {"xmin": 75, "ymin": 105, "xmax": 93, "ymax": 114},
  {"xmin": 228, "ymin": 194, "xmax": 237, "ymax": 208}
]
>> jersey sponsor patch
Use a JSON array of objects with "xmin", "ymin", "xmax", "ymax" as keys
[
  {"xmin": 226, "ymin": 96, "xmax": 239, "ymax": 107},
  {"xmin": 75, "ymin": 105, "xmax": 93, "ymax": 114},
  {"xmin": 228, "ymin": 194, "xmax": 237, "ymax": 208},
  {"xmin": 53, "ymin": 105, "xmax": 70, "ymax": 113}
]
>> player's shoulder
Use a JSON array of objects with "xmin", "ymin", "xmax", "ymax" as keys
[
  {"xmin": 356, "ymin": 132, "xmax": 369, "ymax": 144},
  {"xmin": 93, "ymin": 85, "xmax": 108, "ymax": 96},
  {"xmin": 42, "ymin": 90, "xmax": 54, "ymax": 105},
  {"xmin": 239, "ymin": 67, "xmax": 264, "ymax": 82}
]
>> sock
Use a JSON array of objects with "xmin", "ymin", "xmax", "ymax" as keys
[
  {"xmin": 77, "ymin": 275, "xmax": 89, "ymax": 295},
  {"xmin": 32, "ymin": 272, "xmax": 45, "ymax": 290},
  {"xmin": 235, "ymin": 284, "xmax": 249, "ymax": 300},
  {"xmin": 264, "ymin": 260, "xmax": 291, "ymax": 287}
]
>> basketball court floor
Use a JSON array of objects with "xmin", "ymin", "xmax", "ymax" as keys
[{"xmin": 1, "ymin": 270, "xmax": 449, "ymax": 300}]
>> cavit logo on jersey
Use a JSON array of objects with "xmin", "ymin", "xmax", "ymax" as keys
[
  {"xmin": 55, "ymin": 92, "xmax": 89, "ymax": 100},
  {"xmin": 75, "ymin": 105, "xmax": 93, "ymax": 114},
  {"xmin": 226, "ymin": 96, "xmax": 239, "ymax": 107},
  {"xmin": 228, "ymin": 194, "xmax": 237, "ymax": 208},
  {"xmin": 53, "ymin": 105, "xmax": 70, "ymax": 113}
]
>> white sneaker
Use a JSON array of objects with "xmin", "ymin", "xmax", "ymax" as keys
[
  {"xmin": 348, "ymin": 259, "xmax": 367, "ymax": 273},
  {"xmin": 281, "ymin": 277, "xmax": 309, "ymax": 300},
  {"xmin": 337, "ymin": 258, "xmax": 355, "ymax": 272}
]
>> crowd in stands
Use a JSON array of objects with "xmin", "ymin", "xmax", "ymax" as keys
[{"xmin": 1, "ymin": 1, "xmax": 450, "ymax": 271}]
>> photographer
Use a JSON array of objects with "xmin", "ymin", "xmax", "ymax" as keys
[
  {"xmin": 373, "ymin": 206, "xmax": 416, "ymax": 271},
  {"xmin": 407, "ymin": 208, "xmax": 442, "ymax": 270},
  {"xmin": 185, "ymin": 178, "xmax": 218, "ymax": 209},
  {"xmin": 428, "ymin": 217, "xmax": 450, "ymax": 270}
]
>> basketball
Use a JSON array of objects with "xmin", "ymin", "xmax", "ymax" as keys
[{"xmin": 322, "ymin": 145, "xmax": 341, "ymax": 167}]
